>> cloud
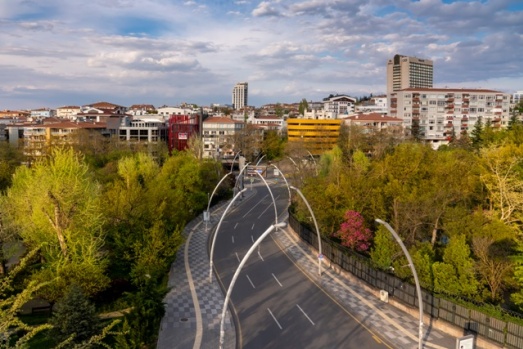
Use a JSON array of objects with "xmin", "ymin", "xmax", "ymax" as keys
[{"xmin": 252, "ymin": 1, "xmax": 283, "ymax": 17}]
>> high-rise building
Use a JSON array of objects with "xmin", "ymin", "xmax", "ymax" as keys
[
  {"xmin": 387, "ymin": 54, "xmax": 433, "ymax": 95},
  {"xmin": 232, "ymin": 82, "xmax": 248, "ymax": 110}
]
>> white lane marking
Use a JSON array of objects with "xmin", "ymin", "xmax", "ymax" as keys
[
  {"xmin": 234, "ymin": 222, "xmax": 238, "ymax": 229},
  {"xmin": 235, "ymin": 252, "xmax": 241, "ymax": 263},
  {"xmin": 185, "ymin": 223, "xmax": 203, "ymax": 349},
  {"xmin": 296, "ymin": 304, "xmax": 315, "ymax": 325},
  {"xmin": 232, "ymin": 236, "xmax": 235, "ymax": 244},
  {"xmin": 242, "ymin": 194, "xmax": 268, "ymax": 218},
  {"xmin": 257, "ymin": 202, "xmax": 273, "ymax": 219},
  {"xmin": 267, "ymin": 308, "xmax": 283, "ymax": 330},
  {"xmin": 246, "ymin": 275, "xmax": 255, "ymax": 289},
  {"xmin": 251, "ymin": 223, "xmax": 255, "ymax": 230},
  {"xmin": 258, "ymin": 250, "xmax": 264, "ymax": 261},
  {"xmin": 251, "ymin": 235, "xmax": 254, "ymax": 243},
  {"xmin": 271, "ymin": 273, "xmax": 282, "ymax": 287}
]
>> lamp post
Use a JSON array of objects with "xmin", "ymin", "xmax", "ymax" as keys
[
  {"xmin": 254, "ymin": 170, "xmax": 278, "ymax": 225},
  {"xmin": 256, "ymin": 154, "xmax": 266, "ymax": 166},
  {"xmin": 290, "ymin": 186, "xmax": 323, "ymax": 276},
  {"xmin": 219, "ymin": 222, "xmax": 287, "ymax": 349},
  {"xmin": 305, "ymin": 150, "xmax": 318, "ymax": 175},
  {"xmin": 209, "ymin": 188, "xmax": 247, "ymax": 283},
  {"xmin": 375, "ymin": 219, "xmax": 424, "ymax": 349},
  {"xmin": 230, "ymin": 150, "xmax": 241, "ymax": 173},
  {"xmin": 206, "ymin": 172, "xmax": 233, "ymax": 223},
  {"xmin": 267, "ymin": 163, "xmax": 291, "ymax": 203}
]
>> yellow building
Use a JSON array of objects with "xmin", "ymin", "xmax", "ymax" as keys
[{"xmin": 286, "ymin": 118, "xmax": 342, "ymax": 155}]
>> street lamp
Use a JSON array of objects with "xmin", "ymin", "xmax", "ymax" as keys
[
  {"xmin": 375, "ymin": 219, "xmax": 424, "ymax": 349},
  {"xmin": 230, "ymin": 150, "xmax": 241, "ymax": 173},
  {"xmin": 209, "ymin": 188, "xmax": 247, "ymax": 283},
  {"xmin": 219, "ymin": 222, "xmax": 287, "ymax": 349},
  {"xmin": 267, "ymin": 163, "xmax": 291, "ymax": 204},
  {"xmin": 254, "ymin": 170, "xmax": 278, "ymax": 225},
  {"xmin": 290, "ymin": 186, "xmax": 323, "ymax": 276},
  {"xmin": 206, "ymin": 172, "xmax": 233, "ymax": 223},
  {"xmin": 256, "ymin": 154, "xmax": 266, "ymax": 166}
]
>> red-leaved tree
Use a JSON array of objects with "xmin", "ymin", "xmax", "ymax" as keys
[{"xmin": 333, "ymin": 210, "xmax": 372, "ymax": 252}]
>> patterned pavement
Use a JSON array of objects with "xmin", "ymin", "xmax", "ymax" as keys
[{"xmin": 158, "ymin": 187, "xmax": 462, "ymax": 349}]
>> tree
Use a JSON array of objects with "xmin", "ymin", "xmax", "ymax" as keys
[
  {"xmin": 370, "ymin": 225, "xmax": 400, "ymax": 271},
  {"xmin": 433, "ymin": 234, "xmax": 478, "ymax": 298},
  {"xmin": 50, "ymin": 285, "xmax": 101, "ymax": 345},
  {"xmin": 298, "ymin": 98, "xmax": 309, "ymax": 116},
  {"xmin": 332, "ymin": 210, "xmax": 372, "ymax": 252},
  {"xmin": 471, "ymin": 116, "xmax": 483, "ymax": 150},
  {"xmin": 2, "ymin": 147, "xmax": 109, "ymax": 301},
  {"xmin": 261, "ymin": 130, "xmax": 285, "ymax": 160}
]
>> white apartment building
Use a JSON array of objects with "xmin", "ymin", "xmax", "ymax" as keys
[
  {"xmin": 356, "ymin": 96, "xmax": 388, "ymax": 114},
  {"xmin": 390, "ymin": 88, "xmax": 511, "ymax": 148},
  {"xmin": 303, "ymin": 95, "xmax": 357, "ymax": 119},
  {"xmin": 387, "ymin": 54, "xmax": 433, "ymax": 95},
  {"xmin": 55, "ymin": 106, "xmax": 80, "ymax": 119},
  {"xmin": 513, "ymin": 91, "xmax": 523, "ymax": 104},
  {"xmin": 202, "ymin": 116, "xmax": 245, "ymax": 159},
  {"xmin": 232, "ymin": 82, "xmax": 248, "ymax": 110},
  {"xmin": 118, "ymin": 116, "xmax": 167, "ymax": 143}
]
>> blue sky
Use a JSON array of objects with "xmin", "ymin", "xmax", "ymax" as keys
[{"xmin": 0, "ymin": 0, "xmax": 522, "ymax": 109}]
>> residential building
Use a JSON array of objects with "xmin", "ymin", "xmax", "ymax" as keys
[
  {"xmin": 82, "ymin": 101, "xmax": 127, "ymax": 115},
  {"xmin": 118, "ymin": 116, "xmax": 167, "ymax": 144},
  {"xmin": 342, "ymin": 113, "xmax": 403, "ymax": 133},
  {"xmin": 55, "ymin": 106, "xmax": 80, "ymax": 119},
  {"xmin": 168, "ymin": 114, "xmax": 201, "ymax": 152},
  {"xmin": 0, "ymin": 110, "xmax": 30, "ymax": 118},
  {"xmin": 303, "ymin": 95, "xmax": 357, "ymax": 120},
  {"xmin": 128, "ymin": 104, "xmax": 157, "ymax": 116},
  {"xmin": 202, "ymin": 116, "xmax": 245, "ymax": 159},
  {"xmin": 251, "ymin": 116, "xmax": 284, "ymax": 132},
  {"xmin": 21, "ymin": 120, "xmax": 108, "ymax": 159},
  {"xmin": 513, "ymin": 91, "xmax": 523, "ymax": 105},
  {"xmin": 30, "ymin": 108, "xmax": 56, "ymax": 119},
  {"xmin": 232, "ymin": 82, "xmax": 248, "ymax": 110},
  {"xmin": 387, "ymin": 54, "xmax": 433, "ymax": 95},
  {"xmin": 286, "ymin": 118, "xmax": 342, "ymax": 155},
  {"xmin": 356, "ymin": 96, "xmax": 388, "ymax": 114},
  {"xmin": 390, "ymin": 87, "xmax": 511, "ymax": 148},
  {"xmin": 157, "ymin": 106, "xmax": 199, "ymax": 119}
]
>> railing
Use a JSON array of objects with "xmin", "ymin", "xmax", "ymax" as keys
[{"xmin": 288, "ymin": 211, "xmax": 523, "ymax": 349}]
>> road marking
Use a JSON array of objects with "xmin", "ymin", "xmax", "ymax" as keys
[
  {"xmin": 267, "ymin": 308, "xmax": 282, "ymax": 330},
  {"xmin": 235, "ymin": 252, "xmax": 241, "ymax": 263},
  {"xmin": 372, "ymin": 335, "xmax": 382, "ymax": 344},
  {"xmin": 246, "ymin": 275, "xmax": 255, "ymax": 289},
  {"xmin": 251, "ymin": 235, "xmax": 254, "ymax": 243},
  {"xmin": 271, "ymin": 273, "xmax": 282, "ymax": 287},
  {"xmin": 185, "ymin": 222, "xmax": 203, "ymax": 349},
  {"xmin": 251, "ymin": 223, "xmax": 255, "ymax": 230},
  {"xmin": 296, "ymin": 304, "xmax": 315, "ymax": 325},
  {"xmin": 234, "ymin": 222, "xmax": 238, "ymax": 229},
  {"xmin": 232, "ymin": 236, "xmax": 235, "ymax": 244},
  {"xmin": 257, "ymin": 202, "xmax": 273, "ymax": 219},
  {"xmin": 258, "ymin": 250, "xmax": 264, "ymax": 261},
  {"xmin": 241, "ymin": 194, "xmax": 268, "ymax": 218}
]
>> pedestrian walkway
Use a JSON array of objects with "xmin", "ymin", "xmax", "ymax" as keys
[{"xmin": 157, "ymin": 188, "xmax": 473, "ymax": 349}]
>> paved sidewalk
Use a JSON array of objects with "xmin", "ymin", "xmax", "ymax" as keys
[{"xmin": 158, "ymin": 188, "xmax": 462, "ymax": 349}]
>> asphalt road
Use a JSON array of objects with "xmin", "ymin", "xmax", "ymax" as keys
[{"xmin": 212, "ymin": 178, "xmax": 391, "ymax": 349}]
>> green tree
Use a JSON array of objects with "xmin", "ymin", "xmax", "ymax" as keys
[
  {"xmin": 471, "ymin": 116, "xmax": 483, "ymax": 150},
  {"xmin": 50, "ymin": 285, "xmax": 101, "ymax": 345},
  {"xmin": 261, "ymin": 130, "xmax": 285, "ymax": 160},
  {"xmin": 370, "ymin": 225, "xmax": 399, "ymax": 271},
  {"xmin": 298, "ymin": 98, "xmax": 309, "ymax": 116},
  {"xmin": 2, "ymin": 147, "xmax": 109, "ymax": 300},
  {"xmin": 433, "ymin": 234, "xmax": 478, "ymax": 298}
]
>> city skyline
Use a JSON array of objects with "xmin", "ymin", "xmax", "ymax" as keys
[{"xmin": 1, "ymin": 0, "xmax": 522, "ymax": 110}]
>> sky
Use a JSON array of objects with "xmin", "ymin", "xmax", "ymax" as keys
[{"xmin": 1, "ymin": 0, "xmax": 522, "ymax": 109}]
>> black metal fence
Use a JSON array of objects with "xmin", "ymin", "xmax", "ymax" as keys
[{"xmin": 289, "ymin": 213, "xmax": 523, "ymax": 349}]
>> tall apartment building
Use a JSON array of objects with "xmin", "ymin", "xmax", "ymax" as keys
[
  {"xmin": 390, "ymin": 88, "xmax": 511, "ymax": 148},
  {"xmin": 232, "ymin": 82, "xmax": 248, "ymax": 110},
  {"xmin": 387, "ymin": 54, "xmax": 433, "ymax": 95}
]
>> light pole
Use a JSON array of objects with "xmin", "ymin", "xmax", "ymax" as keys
[
  {"xmin": 267, "ymin": 163, "xmax": 291, "ymax": 204},
  {"xmin": 256, "ymin": 154, "xmax": 266, "ymax": 166},
  {"xmin": 206, "ymin": 172, "xmax": 233, "ymax": 223},
  {"xmin": 375, "ymin": 219, "xmax": 424, "ymax": 349},
  {"xmin": 209, "ymin": 188, "xmax": 247, "ymax": 283},
  {"xmin": 306, "ymin": 150, "xmax": 318, "ymax": 175},
  {"xmin": 230, "ymin": 150, "xmax": 241, "ymax": 173},
  {"xmin": 219, "ymin": 222, "xmax": 287, "ymax": 349},
  {"xmin": 254, "ymin": 170, "xmax": 278, "ymax": 225},
  {"xmin": 290, "ymin": 186, "xmax": 323, "ymax": 276}
]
